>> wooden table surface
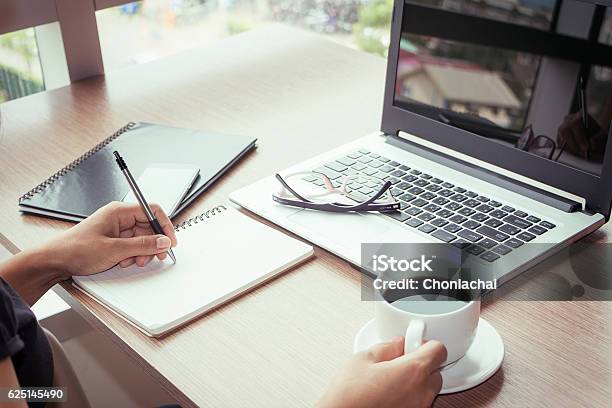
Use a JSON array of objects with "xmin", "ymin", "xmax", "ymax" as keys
[{"xmin": 0, "ymin": 26, "xmax": 610, "ymax": 407}]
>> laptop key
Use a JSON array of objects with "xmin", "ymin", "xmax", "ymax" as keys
[
  {"xmin": 489, "ymin": 210, "xmax": 508, "ymax": 219},
  {"xmin": 444, "ymin": 223, "xmax": 462, "ymax": 233},
  {"xmin": 480, "ymin": 252, "xmax": 500, "ymax": 262},
  {"xmin": 399, "ymin": 165, "xmax": 410, "ymax": 171},
  {"xmin": 405, "ymin": 207, "xmax": 422, "ymax": 216},
  {"xmin": 458, "ymin": 208, "xmax": 476, "ymax": 216},
  {"xmin": 433, "ymin": 197, "xmax": 449, "ymax": 205},
  {"xmin": 505, "ymin": 238, "xmax": 524, "ymax": 248},
  {"xmin": 351, "ymin": 162, "xmax": 367, "ymax": 171},
  {"xmin": 514, "ymin": 210, "xmax": 528, "ymax": 218},
  {"xmin": 464, "ymin": 191, "xmax": 478, "ymax": 198},
  {"xmin": 498, "ymin": 224, "xmax": 521, "ymax": 235},
  {"xmin": 489, "ymin": 201, "xmax": 502, "ymax": 207},
  {"xmin": 431, "ymin": 218, "xmax": 449, "ymax": 227},
  {"xmin": 452, "ymin": 239, "xmax": 470, "ymax": 249},
  {"xmin": 386, "ymin": 212, "xmax": 410, "ymax": 222},
  {"xmin": 484, "ymin": 218, "xmax": 502, "ymax": 227},
  {"xmin": 540, "ymin": 221, "xmax": 556, "ymax": 229},
  {"xmin": 470, "ymin": 213, "xmax": 489, "ymax": 223},
  {"xmin": 362, "ymin": 167, "xmax": 378, "ymax": 176},
  {"xmin": 466, "ymin": 245, "xmax": 485, "ymax": 255},
  {"xmin": 389, "ymin": 161, "xmax": 401, "ymax": 167},
  {"xmin": 336, "ymin": 157, "xmax": 356, "ymax": 166},
  {"xmin": 407, "ymin": 186, "xmax": 424, "ymax": 195},
  {"xmin": 406, "ymin": 218, "xmax": 424, "ymax": 228},
  {"xmin": 450, "ymin": 194, "xmax": 467, "ymax": 202},
  {"xmin": 378, "ymin": 157, "xmax": 390, "ymax": 163},
  {"xmin": 412, "ymin": 199, "xmax": 428, "ymax": 207},
  {"xmin": 449, "ymin": 215, "xmax": 467, "ymax": 224},
  {"xmin": 369, "ymin": 153, "xmax": 380, "ymax": 159},
  {"xmin": 396, "ymin": 181, "xmax": 411, "ymax": 190},
  {"xmin": 475, "ymin": 204, "xmax": 493, "ymax": 213},
  {"xmin": 464, "ymin": 199, "xmax": 480, "ymax": 208},
  {"xmin": 399, "ymin": 193, "xmax": 416, "ymax": 202},
  {"xmin": 421, "ymin": 174, "xmax": 432, "ymax": 179},
  {"xmin": 457, "ymin": 229, "xmax": 483, "ymax": 242},
  {"xmin": 399, "ymin": 202, "xmax": 409, "ymax": 210},
  {"xmin": 437, "ymin": 209, "xmax": 453, "ymax": 218},
  {"xmin": 379, "ymin": 165, "xmax": 395, "ymax": 173},
  {"xmin": 314, "ymin": 166, "xmax": 342, "ymax": 180},
  {"xmin": 423, "ymin": 204, "xmax": 441, "ymax": 213},
  {"xmin": 528, "ymin": 225, "xmax": 547, "ymax": 235},
  {"xmin": 503, "ymin": 214, "xmax": 533, "ymax": 229},
  {"xmin": 453, "ymin": 187, "xmax": 466, "ymax": 193},
  {"xmin": 430, "ymin": 178, "xmax": 443, "ymax": 184},
  {"xmin": 421, "ymin": 192, "xmax": 436, "ymax": 200},
  {"xmin": 492, "ymin": 245, "xmax": 512, "ymax": 255},
  {"xmin": 418, "ymin": 212, "xmax": 436, "ymax": 222},
  {"xmin": 410, "ymin": 170, "xmax": 422, "ymax": 175},
  {"xmin": 431, "ymin": 229, "xmax": 456, "ymax": 242},
  {"xmin": 479, "ymin": 238, "xmax": 497, "ymax": 249},
  {"xmin": 348, "ymin": 152, "xmax": 362, "ymax": 159},
  {"xmin": 463, "ymin": 220, "xmax": 481, "ymax": 230},
  {"xmin": 476, "ymin": 226, "xmax": 509, "ymax": 242},
  {"xmin": 414, "ymin": 179, "xmax": 429, "ymax": 187},
  {"xmin": 426, "ymin": 184, "xmax": 442, "ymax": 192},
  {"xmin": 526, "ymin": 216, "xmax": 541, "ymax": 223},
  {"xmin": 438, "ymin": 189, "xmax": 454, "ymax": 197},
  {"xmin": 358, "ymin": 149, "xmax": 371, "ymax": 154},
  {"xmin": 516, "ymin": 232, "xmax": 535, "ymax": 242},
  {"xmin": 357, "ymin": 156, "xmax": 373, "ymax": 164},
  {"xmin": 402, "ymin": 175, "xmax": 418, "ymax": 182},
  {"xmin": 446, "ymin": 202, "xmax": 462, "ymax": 211},
  {"xmin": 477, "ymin": 196, "xmax": 490, "ymax": 202},
  {"xmin": 419, "ymin": 224, "xmax": 436, "ymax": 234},
  {"xmin": 442, "ymin": 182, "xmax": 454, "ymax": 188},
  {"xmin": 391, "ymin": 170, "xmax": 406, "ymax": 177},
  {"xmin": 501, "ymin": 205, "xmax": 515, "ymax": 212}
]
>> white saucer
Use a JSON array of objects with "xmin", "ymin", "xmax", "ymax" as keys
[{"xmin": 353, "ymin": 318, "xmax": 504, "ymax": 394}]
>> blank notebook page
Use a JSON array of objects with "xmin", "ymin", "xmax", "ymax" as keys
[{"xmin": 73, "ymin": 206, "xmax": 313, "ymax": 336}]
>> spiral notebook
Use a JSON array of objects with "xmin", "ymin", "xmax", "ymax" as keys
[
  {"xmin": 18, "ymin": 122, "xmax": 257, "ymax": 222},
  {"xmin": 73, "ymin": 205, "xmax": 313, "ymax": 337}
]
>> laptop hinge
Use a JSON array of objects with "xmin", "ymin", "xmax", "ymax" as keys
[{"xmin": 385, "ymin": 134, "xmax": 581, "ymax": 213}]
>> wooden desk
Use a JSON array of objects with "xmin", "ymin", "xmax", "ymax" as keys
[{"xmin": 0, "ymin": 26, "xmax": 610, "ymax": 407}]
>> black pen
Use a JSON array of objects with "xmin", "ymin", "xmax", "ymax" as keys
[{"xmin": 113, "ymin": 151, "xmax": 176, "ymax": 264}]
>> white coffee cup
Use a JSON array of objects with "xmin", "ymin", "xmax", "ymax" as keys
[{"xmin": 375, "ymin": 292, "xmax": 480, "ymax": 365}]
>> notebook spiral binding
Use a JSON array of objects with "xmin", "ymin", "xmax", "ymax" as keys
[
  {"xmin": 174, "ymin": 205, "xmax": 228, "ymax": 232},
  {"xmin": 18, "ymin": 122, "xmax": 137, "ymax": 203}
]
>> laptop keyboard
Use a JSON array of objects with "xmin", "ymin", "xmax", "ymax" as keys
[{"xmin": 304, "ymin": 148, "xmax": 557, "ymax": 263}]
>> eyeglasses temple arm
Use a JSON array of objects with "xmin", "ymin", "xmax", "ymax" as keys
[{"xmin": 275, "ymin": 173, "xmax": 312, "ymax": 202}]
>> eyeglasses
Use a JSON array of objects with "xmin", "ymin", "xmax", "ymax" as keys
[
  {"xmin": 517, "ymin": 125, "xmax": 566, "ymax": 161},
  {"xmin": 272, "ymin": 171, "xmax": 401, "ymax": 213}
]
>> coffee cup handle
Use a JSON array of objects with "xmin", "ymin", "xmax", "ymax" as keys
[{"xmin": 404, "ymin": 320, "xmax": 425, "ymax": 355}]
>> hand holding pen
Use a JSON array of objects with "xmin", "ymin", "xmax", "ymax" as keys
[{"xmin": 114, "ymin": 151, "xmax": 177, "ymax": 264}]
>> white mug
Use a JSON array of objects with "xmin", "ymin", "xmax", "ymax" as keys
[{"xmin": 375, "ymin": 294, "xmax": 480, "ymax": 365}]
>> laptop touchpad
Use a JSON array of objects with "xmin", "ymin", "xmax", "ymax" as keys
[{"xmin": 286, "ymin": 210, "xmax": 393, "ymax": 245}]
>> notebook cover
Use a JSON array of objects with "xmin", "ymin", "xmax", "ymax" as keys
[{"xmin": 18, "ymin": 122, "xmax": 256, "ymax": 220}]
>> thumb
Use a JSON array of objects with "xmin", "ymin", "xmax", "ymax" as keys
[
  {"xmin": 115, "ymin": 234, "xmax": 172, "ymax": 259},
  {"xmin": 362, "ymin": 336, "xmax": 404, "ymax": 363}
]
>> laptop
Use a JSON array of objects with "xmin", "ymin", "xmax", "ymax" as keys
[{"xmin": 231, "ymin": 1, "xmax": 612, "ymax": 286}]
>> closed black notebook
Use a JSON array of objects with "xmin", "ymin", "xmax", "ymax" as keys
[{"xmin": 18, "ymin": 122, "xmax": 256, "ymax": 221}]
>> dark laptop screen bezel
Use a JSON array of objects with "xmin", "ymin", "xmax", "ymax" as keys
[{"xmin": 381, "ymin": 0, "xmax": 612, "ymax": 219}]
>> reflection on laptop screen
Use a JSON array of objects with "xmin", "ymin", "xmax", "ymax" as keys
[{"xmin": 394, "ymin": 1, "xmax": 612, "ymax": 175}]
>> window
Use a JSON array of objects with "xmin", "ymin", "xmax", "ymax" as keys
[
  {"xmin": 96, "ymin": 0, "xmax": 394, "ymax": 72},
  {"xmin": 0, "ymin": 28, "xmax": 44, "ymax": 102}
]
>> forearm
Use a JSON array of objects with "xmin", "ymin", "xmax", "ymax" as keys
[{"xmin": 0, "ymin": 245, "xmax": 69, "ymax": 306}]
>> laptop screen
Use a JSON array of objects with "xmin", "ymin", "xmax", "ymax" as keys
[{"xmin": 393, "ymin": 1, "xmax": 612, "ymax": 176}]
